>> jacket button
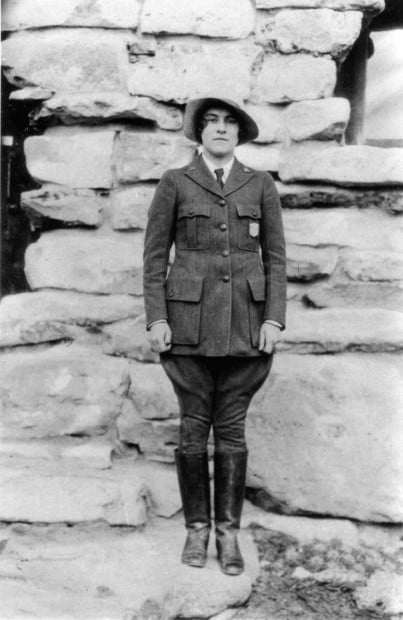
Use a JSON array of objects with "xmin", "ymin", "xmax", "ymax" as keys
[
  {"xmin": 222, "ymin": 250, "xmax": 229, "ymax": 257},
  {"xmin": 218, "ymin": 199, "xmax": 226, "ymax": 206},
  {"xmin": 189, "ymin": 209, "xmax": 194, "ymax": 215},
  {"xmin": 219, "ymin": 223, "xmax": 227, "ymax": 231},
  {"xmin": 168, "ymin": 291, "xmax": 174, "ymax": 297},
  {"xmin": 222, "ymin": 275, "xmax": 230, "ymax": 282},
  {"xmin": 252, "ymin": 209, "xmax": 257, "ymax": 217}
]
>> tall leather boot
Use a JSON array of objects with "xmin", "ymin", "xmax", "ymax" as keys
[
  {"xmin": 175, "ymin": 449, "xmax": 211, "ymax": 568},
  {"xmin": 214, "ymin": 450, "xmax": 248, "ymax": 576}
]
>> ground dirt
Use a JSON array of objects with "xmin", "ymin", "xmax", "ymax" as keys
[{"xmin": 232, "ymin": 525, "xmax": 403, "ymax": 620}]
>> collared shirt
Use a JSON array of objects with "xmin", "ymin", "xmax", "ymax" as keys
[{"xmin": 201, "ymin": 153, "xmax": 235, "ymax": 185}]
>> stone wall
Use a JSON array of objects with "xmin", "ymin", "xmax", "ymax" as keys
[{"xmin": 1, "ymin": 0, "xmax": 403, "ymax": 526}]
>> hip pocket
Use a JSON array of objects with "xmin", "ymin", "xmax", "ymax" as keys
[
  {"xmin": 166, "ymin": 276, "xmax": 204, "ymax": 345},
  {"xmin": 247, "ymin": 276, "xmax": 266, "ymax": 348}
]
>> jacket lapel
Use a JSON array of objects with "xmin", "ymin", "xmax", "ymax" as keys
[
  {"xmin": 223, "ymin": 158, "xmax": 256, "ymax": 196},
  {"xmin": 184, "ymin": 154, "xmax": 223, "ymax": 198}
]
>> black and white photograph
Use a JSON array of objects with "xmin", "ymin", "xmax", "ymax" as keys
[{"xmin": 1, "ymin": 0, "xmax": 403, "ymax": 618}]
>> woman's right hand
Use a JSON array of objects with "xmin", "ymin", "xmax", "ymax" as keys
[{"xmin": 149, "ymin": 322, "xmax": 172, "ymax": 353}]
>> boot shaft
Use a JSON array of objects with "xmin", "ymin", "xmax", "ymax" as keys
[
  {"xmin": 214, "ymin": 450, "xmax": 247, "ymax": 530},
  {"xmin": 175, "ymin": 449, "xmax": 211, "ymax": 528}
]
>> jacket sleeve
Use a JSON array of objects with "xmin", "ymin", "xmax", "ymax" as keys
[
  {"xmin": 143, "ymin": 171, "xmax": 177, "ymax": 329},
  {"xmin": 260, "ymin": 173, "xmax": 287, "ymax": 329}
]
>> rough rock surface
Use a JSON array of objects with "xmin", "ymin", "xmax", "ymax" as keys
[
  {"xmin": 256, "ymin": 0, "xmax": 384, "ymax": 10},
  {"xmin": 340, "ymin": 249, "xmax": 403, "ymax": 282},
  {"xmin": 2, "ymin": 28, "xmax": 140, "ymax": 92},
  {"xmin": 286, "ymin": 244, "xmax": 338, "ymax": 281},
  {"xmin": 252, "ymin": 54, "xmax": 336, "ymax": 103},
  {"xmin": 236, "ymin": 143, "xmax": 280, "ymax": 172},
  {"xmin": 2, "ymin": 0, "xmax": 141, "ymax": 29},
  {"xmin": 110, "ymin": 184, "xmax": 155, "ymax": 230},
  {"xmin": 34, "ymin": 93, "xmax": 183, "ymax": 130},
  {"xmin": 283, "ymin": 207, "xmax": 403, "ymax": 251},
  {"xmin": 114, "ymin": 130, "xmax": 196, "ymax": 182},
  {"xmin": 0, "ymin": 290, "xmax": 143, "ymax": 348},
  {"xmin": 354, "ymin": 571, "xmax": 403, "ymax": 615},
  {"xmin": 280, "ymin": 142, "xmax": 403, "ymax": 185},
  {"xmin": 24, "ymin": 126, "xmax": 116, "ymax": 189},
  {"xmin": 128, "ymin": 361, "xmax": 178, "ymax": 420},
  {"xmin": 246, "ymin": 352, "xmax": 403, "ymax": 522},
  {"xmin": 281, "ymin": 305, "xmax": 403, "ymax": 353},
  {"xmin": 102, "ymin": 316, "xmax": 159, "ymax": 363},
  {"xmin": 276, "ymin": 181, "xmax": 403, "ymax": 211},
  {"xmin": 284, "ymin": 98, "xmax": 350, "ymax": 141},
  {"xmin": 21, "ymin": 185, "xmax": 104, "ymax": 228},
  {"xmin": 127, "ymin": 38, "xmax": 259, "ymax": 103},
  {"xmin": 25, "ymin": 230, "xmax": 144, "ymax": 295},
  {"xmin": 0, "ymin": 344, "xmax": 129, "ymax": 439},
  {"xmin": 141, "ymin": 0, "xmax": 255, "ymax": 39},
  {"xmin": 118, "ymin": 400, "xmax": 179, "ymax": 461},
  {"xmin": 274, "ymin": 9, "xmax": 362, "ymax": 57},
  {"xmin": 0, "ymin": 519, "xmax": 258, "ymax": 620},
  {"xmin": 246, "ymin": 104, "xmax": 284, "ymax": 143},
  {"xmin": 303, "ymin": 282, "xmax": 403, "ymax": 312}
]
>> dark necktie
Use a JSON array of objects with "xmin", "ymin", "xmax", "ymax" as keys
[{"xmin": 215, "ymin": 168, "xmax": 224, "ymax": 189}]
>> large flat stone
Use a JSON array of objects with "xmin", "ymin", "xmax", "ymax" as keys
[
  {"xmin": 25, "ymin": 230, "xmax": 144, "ymax": 295},
  {"xmin": 110, "ymin": 184, "xmax": 156, "ymax": 230},
  {"xmin": 102, "ymin": 317, "xmax": 159, "ymax": 363},
  {"xmin": 24, "ymin": 126, "xmax": 116, "ymax": 189},
  {"xmin": 303, "ymin": 283, "xmax": 403, "ymax": 312},
  {"xmin": 0, "ymin": 519, "xmax": 258, "ymax": 619},
  {"xmin": 246, "ymin": 104, "xmax": 284, "ymax": 143},
  {"xmin": 283, "ymin": 207, "xmax": 403, "ymax": 251},
  {"xmin": 284, "ymin": 98, "xmax": 350, "ymax": 141},
  {"xmin": 280, "ymin": 305, "xmax": 403, "ymax": 353},
  {"xmin": 276, "ymin": 181, "xmax": 403, "ymax": 212},
  {"xmin": 286, "ymin": 245, "xmax": 338, "ymax": 281},
  {"xmin": 354, "ymin": 572, "xmax": 403, "ymax": 615},
  {"xmin": 274, "ymin": 9, "xmax": 361, "ymax": 57},
  {"xmin": 2, "ymin": 0, "xmax": 141, "ymax": 29},
  {"xmin": 0, "ymin": 437, "xmax": 114, "ymax": 469},
  {"xmin": 0, "ymin": 290, "xmax": 143, "ymax": 348},
  {"xmin": 117, "ymin": 399, "xmax": 179, "ymax": 461},
  {"xmin": 114, "ymin": 130, "xmax": 196, "ymax": 182},
  {"xmin": 2, "ymin": 28, "xmax": 139, "ymax": 92},
  {"xmin": 340, "ymin": 249, "xmax": 403, "ymax": 282},
  {"xmin": 0, "ymin": 344, "xmax": 130, "ymax": 439},
  {"xmin": 21, "ymin": 185, "xmax": 104, "ymax": 228},
  {"xmin": 0, "ymin": 457, "xmax": 147, "ymax": 525},
  {"xmin": 127, "ymin": 38, "xmax": 260, "ymax": 104},
  {"xmin": 280, "ymin": 142, "xmax": 403, "ymax": 186},
  {"xmin": 141, "ymin": 0, "xmax": 255, "ymax": 39},
  {"xmin": 251, "ymin": 54, "xmax": 336, "ymax": 103},
  {"xmin": 246, "ymin": 353, "xmax": 403, "ymax": 522},
  {"xmin": 128, "ymin": 361, "xmax": 178, "ymax": 420},
  {"xmin": 256, "ymin": 0, "xmax": 384, "ymax": 11},
  {"xmin": 235, "ymin": 143, "xmax": 280, "ymax": 172},
  {"xmin": 34, "ymin": 93, "xmax": 183, "ymax": 130}
]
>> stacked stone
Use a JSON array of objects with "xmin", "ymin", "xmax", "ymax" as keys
[{"xmin": 1, "ymin": 0, "xmax": 403, "ymax": 534}]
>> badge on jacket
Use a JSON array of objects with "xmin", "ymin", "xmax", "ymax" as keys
[{"xmin": 249, "ymin": 222, "xmax": 259, "ymax": 238}]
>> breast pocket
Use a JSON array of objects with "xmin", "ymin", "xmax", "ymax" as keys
[
  {"xmin": 166, "ymin": 276, "xmax": 204, "ymax": 345},
  {"xmin": 177, "ymin": 203, "xmax": 211, "ymax": 250},
  {"xmin": 235, "ymin": 203, "xmax": 261, "ymax": 252}
]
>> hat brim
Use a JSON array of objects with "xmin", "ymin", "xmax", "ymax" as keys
[{"xmin": 183, "ymin": 97, "xmax": 259, "ymax": 145}]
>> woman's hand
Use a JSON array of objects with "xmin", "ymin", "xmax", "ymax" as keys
[
  {"xmin": 149, "ymin": 322, "xmax": 172, "ymax": 353},
  {"xmin": 258, "ymin": 323, "xmax": 281, "ymax": 354}
]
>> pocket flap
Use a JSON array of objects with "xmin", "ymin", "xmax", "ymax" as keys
[
  {"xmin": 247, "ymin": 277, "xmax": 266, "ymax": 302},
  {"xmin": 236, "ymin": 203, "xmax": 261, "ymax": 219},
  {"xmin": 166, "ymin": 277, "xmax": 204, "ymax": 302},
  {"xmin": 178, "ymin": 204, "xmax": 211, "ymax": 219}
]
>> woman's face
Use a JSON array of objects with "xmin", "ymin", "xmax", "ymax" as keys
[{"xmin": 200, "ymin": 107, "xmax": 239, "ymax": 158}]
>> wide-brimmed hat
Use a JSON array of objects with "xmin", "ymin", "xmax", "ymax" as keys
[{"xmin": 183, "ymin": 95, "xmax": 259, "ymax": 145}]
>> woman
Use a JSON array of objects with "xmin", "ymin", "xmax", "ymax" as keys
[{"xmin": 143, "ymin": 95, "xmax": 286, "ymax": 575}]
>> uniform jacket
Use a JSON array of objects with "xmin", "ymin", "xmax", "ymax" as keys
[{"xmin": 143, "ymin": 154, "xmax": 286, "ymax": 357}]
